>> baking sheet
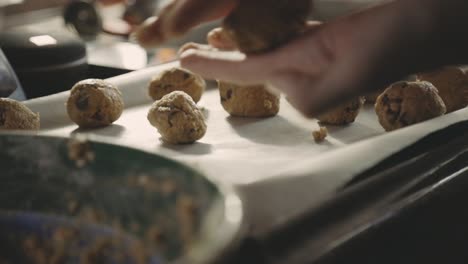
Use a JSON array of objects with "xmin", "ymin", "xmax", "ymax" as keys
[{"xmin": 24, "ymin": 62, "xmax": 468, "ymax": 234}]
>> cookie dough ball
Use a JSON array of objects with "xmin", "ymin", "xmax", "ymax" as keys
[
  {"xmin": 67, "ymin": 79, "xmax": 124, "ymax": 128},
  {"xmin": 312, "ymin": 126, "xmax": 328, "ymax": 143},
  {"xmin": 223, "ymin": 0, "xmax": 310, "ymax": 53},
  {"xmin": 218, "ymin": 82, "xmax": 280, "ymax": 118},
  {"xmin": 375, "ymin": 81, "xmax": 446, "ymax": 131},
  {"xmin": 0, "ymin": 98, "xmax": 40, "ymax": 130},
  {"xmin": 147, "ymin": 91, "xmax": 206, "ymax": 144},
  {"xmin": 417, "ymin": 66, "xmax": 468, "ymax": 112},
  {"xmin": 317, "ymin": 97, "xmax": 365, "ymax": 125},
  {"xmin": 148, "ymin": 68, "xmax": 205, "ymax": 103}
]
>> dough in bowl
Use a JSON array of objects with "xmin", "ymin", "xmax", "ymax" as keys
[
  {"xmin": 375, "ymin": 81, "xmax": 446, "ymax": 131},
  {"xmin": 67, "ymin": 79, "xmax": 124, "ymax": 128},
  {"xmin": 147, "ymin": 91, "xmax": 206, "ymax": 144},
  {"xmin": 0, "ymin": 98, "xmax": 40, "ymax": 130}
]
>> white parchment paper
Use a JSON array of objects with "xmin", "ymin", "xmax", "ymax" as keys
[{"xmin": 24, "ymin": 62, "xmax": 468, "ymax": 235}]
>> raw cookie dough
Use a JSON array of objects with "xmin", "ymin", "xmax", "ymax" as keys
[
  {"xmin": 417, "ymin": 66, "xmax": 468, "ymax": 112},
  {"xmin": 67, "ymin": 79, "xmax": 124, "ymax": 128},
  {"xmin": 223, "ymin": 0, "xmax": 310, "ymax": 53},
  {"xmin": 312, "ymin": 126, "xmax": 328, "ymax": 143},
  {"xmin": 0, "ymin": 98, "xmax": 40, "ymax": 130},
  {"xmin": 317, "ymin": 97, "xmax": 365, "ymax": 125},
  {"xmin": 218, "ymin": 82, "xmax": 280, "ymax": 118},
  {"xmin": 375, "ymin": 81, "xmax": 446, "ymax": 131},
  {"xmin": 148, "ymin": 67, "xmax": 205, "ymax": 103},
  {"xmin": 147, "ymin": 91, "xmax": 206, "ymax": 144}
]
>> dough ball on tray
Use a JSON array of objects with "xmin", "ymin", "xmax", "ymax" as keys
[
  {"xmin": 218, "ymin": 82, "xmax": 280, "ymax": 118},
  {"xmin": 147, "ymin": 91, "xmax": 207, "ymax": 144},
  {"xmin": 375, "ymin": 81, "xmax": 446, "ymax": 131},
  {"xmin": 0, "ymin": 98, "xmax": 40, "ymax": 130},
  {"xmin": 67, "ymin": 79, "xmax": 124, "ymax": 128}
]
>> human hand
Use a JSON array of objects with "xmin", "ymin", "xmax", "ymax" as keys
[
  {"xmin": 134, "ymin": 0, "xmax": 237, "ymax": 47},
  {"xmin": 179, "ymin": 0, "xmax": 468, "ymax": 117}
]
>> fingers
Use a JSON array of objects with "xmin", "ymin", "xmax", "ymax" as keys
[
  {"xmin": 207, "ymin": 28, "xmax": 237, "ymax": 50},
  {"xmin": 180, "ymin": 21, "xmax": 327, "ymax": 81},
  {"xmin": 133, "ymin": 16, "xmax": 164, "ymax": 48},
  {"xmin": 179, "ymin": 42, "xmax": 216, "ymax": 55},
  {"xmin": 134, "ymin": 0, "xmax": 237, "ymax": 47},
  {"xmin": 134, "ymin": 0, "xmax": 181, "ymax": 47},
  {"xmin": 180, "ymin": 49, "xmax": 275, "ymax": 84}
]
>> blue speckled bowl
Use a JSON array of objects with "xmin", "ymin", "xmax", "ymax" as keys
[{"xmin": 0, "ymin": 133, "xmax": 244, "ymax": 264}]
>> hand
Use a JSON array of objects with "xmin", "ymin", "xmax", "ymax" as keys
[
  {"xmin": 179, "ymin": 0, "xmax": 468, "ymax": 116},
  {"xmin": 134, "ymin": 0, "xmax": 237, "ymax": 47}
]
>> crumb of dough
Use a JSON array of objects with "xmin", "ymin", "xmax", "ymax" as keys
[
  {"xmin": 0, "ymin": 98, "xmax": 40, "ymax": 130},
  {"xmin": 317, "ymin": 97, "xmax": 365, "ymax": 125},
  {"xmin": 148, "ymin": 67, "xmax": 206, "ymax": 103},
  {"xmin": 375, "ymin": 81, "xmax": 446, "ymax": 131},
  {"xmin": 66, "ymin": 79, "xmax": 124, "ymax": 128},
  {"xmin": 218, "ymin": 81, "xmax": 280, "ymax": 117},
  {"xmin": 417, "ymin": 66, "xmax": 468, "ymax": 113},
  {"xmin": 312, "ymin": 126, "xmax": 328, "ymax": 142},
  {"xmin": 147, "ymin": 91, "xmax": 207, "ymax": 144}
]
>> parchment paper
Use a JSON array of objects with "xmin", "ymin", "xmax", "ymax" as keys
[{"xmin": 24, "ymin": 62, "xmax": 468, "ymax": 235}]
